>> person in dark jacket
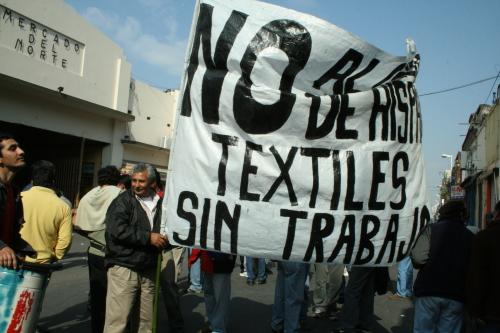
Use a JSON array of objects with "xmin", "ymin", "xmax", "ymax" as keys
[
  {"xmin": 103, "ymin": 163, "xmax": 168, "ymax": 333},
  {"xmin": 410, "ymin": 200, "xmax": 473, "ymax": 333},
  {"xmin": 466, "ymin": 200, "xmax": 500, "ymax": 333},
  {"xmin": 0, "ymin": 132, "xmax": 30, "ymax": 269}
]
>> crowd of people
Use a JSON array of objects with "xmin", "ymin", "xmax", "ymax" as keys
[{"xmin": 1, "ymin": 132, "xmax": 499, "ymax": 333}]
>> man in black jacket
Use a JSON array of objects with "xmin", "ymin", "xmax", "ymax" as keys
[
  {"xmin": 467, "ymin": 200, "xmax": 500, "ymax": 332},
  {"xmin": 411, "ymin": 200, "xmax": 473, "ymax": 333},
  {"xmin": 103, "ymin": 163, "xmax": 167, "ymax": 333}
]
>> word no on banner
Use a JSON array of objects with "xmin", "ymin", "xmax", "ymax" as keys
[{"xmin": 163, "ymin": 0, "xmax": 430, "ymax": 266}]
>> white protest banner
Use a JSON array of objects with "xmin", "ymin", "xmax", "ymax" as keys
[{"xmin": 163, "ymin": 0, "xmax": 430, "ymax": 265}]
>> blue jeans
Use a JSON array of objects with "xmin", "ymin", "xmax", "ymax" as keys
[
  {"xmin": 246, "ymin": 257, "xmax": 267, "ymax": 281},
  {"xmin": 189, "ymin": 256, "xmax": 202, "ymax": 291},
  {"xmin": 396, "ymin": 256, "xmax": 413, "ymax": 297},
  {"xmin": 203, "ymin": 273, "xmax": 231, "ymax": 333},
  {"xmin": 414, "ymin": 296, "xmax": 464, "ymax": 333},
  {"xmin": 271, "ymin": 261, "xmax": 309, "ymax": 333}
]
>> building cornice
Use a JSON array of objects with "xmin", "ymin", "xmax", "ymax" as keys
[{"xmin": 0, "ymin": 73, "xmax": 135, "ymax": 122}]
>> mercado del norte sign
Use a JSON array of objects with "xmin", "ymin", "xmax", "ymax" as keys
[{"xmin": 163, "ymin": 0, "xmax": 430, "ymax": 265}]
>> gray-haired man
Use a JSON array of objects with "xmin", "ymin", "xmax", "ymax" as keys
[{"xmin": 103, "ymin": 163, "xmax": 167, "ymax": 333}]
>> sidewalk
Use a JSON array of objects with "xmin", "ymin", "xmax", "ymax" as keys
[{"xmin": 39, "ymin": 234, "xmax": 415, "ymax": 332}]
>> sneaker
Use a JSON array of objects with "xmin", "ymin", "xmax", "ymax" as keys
[
  {"xmin": 256, "ymin": 278, "xmax": 267, "ymax": 285},
  {"xmin": 239, "ymin": 271, "xmax": 247, "ymax": 277},
  {"xmin": 188, "ymin": 286, "xmax": 203, "ymax": 294},
  {"xmin": 312, "ymin": 308, "xmax": 327, "ymax": 318},
  {"xmin": 247, "ymin": 279, "xmax": 255, "ymax": 286},
  {"xmin": 388, "ymin": 293, "xmax": 409, "ymax": 301}
]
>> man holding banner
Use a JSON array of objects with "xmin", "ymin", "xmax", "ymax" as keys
[{"xmin": 104, "ymin": 163, "xmax": 167, "ymax": 333}]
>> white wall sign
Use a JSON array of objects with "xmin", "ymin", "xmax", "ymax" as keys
[
  {"xmin": 163, "ymin": 0, "xmax": 430, "ymax": 265},
  {"xmin": 0, "ymin": 4, "xmax": 85, "ymax": 74}
]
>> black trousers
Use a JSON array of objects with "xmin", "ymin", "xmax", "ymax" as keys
[
  {"xmin": 159, "ymin": 249, "xmax": 185, "ymax": 333},
  {"xmin": 338, "ymin": 266, "xmax": 376, "ymax": 331},
  {"xmin": 88, "ymin": 251, "xmax": 107, "ymax": 333}
]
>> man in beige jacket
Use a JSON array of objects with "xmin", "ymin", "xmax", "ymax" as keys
[{"xmin": 74, "ymin": 165, "xmax": 122, "ymax": 333}]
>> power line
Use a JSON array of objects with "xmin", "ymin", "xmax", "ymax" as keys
[
  {"xmin": 420, "ymin": 74, "xmax": 499, "ymax": 97},
  {"xmin": 131, "ymin": 70, "xmax": 500, "ymax": 98}
]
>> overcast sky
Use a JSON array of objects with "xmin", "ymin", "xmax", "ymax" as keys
[{"xmin": 65, "ymin": 0, "xmax": 500, "ymax": 207}]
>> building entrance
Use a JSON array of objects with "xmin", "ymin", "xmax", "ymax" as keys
[{"xmin": 1, "ymin": 120, "xmax": 106, "ymax": 205}]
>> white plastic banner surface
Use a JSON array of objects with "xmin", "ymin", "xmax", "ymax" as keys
[{"xmin": 163, "ymin": 0, "xmax": 430, "ymax": 265}]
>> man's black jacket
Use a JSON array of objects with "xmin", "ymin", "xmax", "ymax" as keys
[
  {"xmin": 0, "ymin": 181, "xmax": 32, "ymax": 253},
  {"xmin": 411, "ymin": 218, "xmax": 473, "ymax": 302},
  {"xmin": 105, "ymin": 189, "xmax": 162, "ymax": 271},
  {"xmin": 466, "ymin": 219, "xmax": 500, "ymax": 321}
]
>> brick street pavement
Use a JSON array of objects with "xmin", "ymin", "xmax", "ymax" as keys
[{"xmin": 38, "ymin": 234, "xmax": 414, "ymax": 333}]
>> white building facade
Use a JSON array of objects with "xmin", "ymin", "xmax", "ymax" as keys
[{"xmin": 0, "ymin": 0, "xmax": 177, "ymax": 203}]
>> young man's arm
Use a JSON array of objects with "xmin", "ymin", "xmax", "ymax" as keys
[
  {"xmin": 0, "ymin": 244, "xmax": 17, "ymax": 268},
  {"xmin": 54, "ymin": 206, "xmax": 73, "ymax": 260}
]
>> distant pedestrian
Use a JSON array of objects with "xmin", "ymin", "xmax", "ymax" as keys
[
  {"xmin": 411, "ymin": 200, "xmax": 473, "ymax": 333},
  {"xmin": 245, "ymin": 256, "xmax": 267, "ymax": 285},
  {"xmin": 388, "ymin": 255, "xmax": 413, "ymax": 300},
  {"xmin": 466, "ymin": 201, "xmax": 500, "ymax": 333},
  {"xmin": 74, "ymin": 165, "xmax": 122, "ymax": 333},
  {"xmin": 104, "ymin": 163, "xmax": 167, "ymax": 333}
]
